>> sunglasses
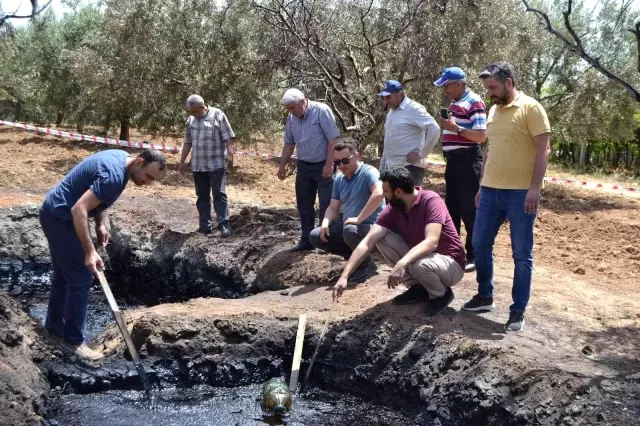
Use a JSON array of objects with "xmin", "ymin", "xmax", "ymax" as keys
[
  {"xmin": 333, "ymin": 154, "xmax": 355, "ymax": 166},
  {"xmin": 485, "ymin": 64, "xmax": 512, "ymax": 79}
]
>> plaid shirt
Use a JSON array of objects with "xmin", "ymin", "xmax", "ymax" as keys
[
  {"xmin": 284, "ymin": 100, "xmax": 341, "ymax": 163},
  {"xmin": 184, "ymin": 106, "xmax": 235, "ymax": 172}
]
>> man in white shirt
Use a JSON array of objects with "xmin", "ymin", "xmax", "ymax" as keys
[{"xmin": 379, "ymin": 80, "xmax": 440, "ymax": 186}]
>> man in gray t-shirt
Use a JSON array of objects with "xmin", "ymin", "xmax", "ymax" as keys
[{"xmin": 309, "ymin": 140, "xmax": 385, "ymax": 282}]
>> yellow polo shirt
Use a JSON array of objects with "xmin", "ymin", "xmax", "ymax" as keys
[{"xmin": 482, "ymin": 92, "xmax": 551, "ymax": 190}]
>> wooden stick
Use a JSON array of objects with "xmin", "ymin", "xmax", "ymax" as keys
[
  {"xmin": 289, "ymin": 313, "xmax": 307, "ymax": 392},
  {"xmin": 301, "ymin": 298, "xmax": 337, "ymax": 391},
  {"xmin": 95, "ymin": 270, "xmax": 151, "ymax": 392}
]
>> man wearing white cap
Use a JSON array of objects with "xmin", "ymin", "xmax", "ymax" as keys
[
  {"xmin": 378, "ymin": 80, "xmax": 440, "ymax": 186},
  {"xmin": 434, "ymin": 67, "xmax": 487, "ymax": 273}
]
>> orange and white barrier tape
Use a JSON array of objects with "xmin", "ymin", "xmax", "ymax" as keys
[
  {"xmin": 4, "ymin": 120, "xmax": 636, "ymax": 194},
  {"xmin": 0, "ymin": 120, "xmax": 181, "ymax": 153},
  {"xmin": 543, "ymin": 176, "xmax": 638, "ymax": 194}
]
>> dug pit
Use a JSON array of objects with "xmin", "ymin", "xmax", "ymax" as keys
[{"xmin": 0, "ymin": 202, "xmax": 638, "ymax": 426}]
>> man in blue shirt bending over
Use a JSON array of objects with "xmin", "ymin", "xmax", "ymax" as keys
[
  {"xmin": 309, "ymin": 139, "xmax": 385, "ymax": 282},
  {"xmin": 40, "ymin": 148, "xmax": 166, "ymax": 360}
]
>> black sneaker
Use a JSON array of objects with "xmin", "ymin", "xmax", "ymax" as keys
[
  {"xmin": 289, "ymin": 240, "xmax": 314, "ymax": 252},
  {"xmin": 462, "ymin": 294, "xmax": 494, "ymax": 312},
  {"xmin": 464, "ymin": 261, "xmax": 476, "ymax": 273},
  {"xmin": 219, "ymin": 222, "xmax": 231, "ymax": 238},
  {"xmin": 393, "ymin": 285, "xmax": 429, "ymax": 305},
  {"xmin": 505, "ymin": 311, "xmax": 525, "ymax": 331},
  {"xmin": 424, "ymin": 288, "xmax": 454, "ymax": 317},
  {"xmin": 196, "ymin": 226, "xmax": 212, "ymax": 235}
]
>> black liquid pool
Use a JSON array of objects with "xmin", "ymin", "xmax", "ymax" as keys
[{"xmin": 49, "ymin": 384, "xmax": 426, "ymax": 425}]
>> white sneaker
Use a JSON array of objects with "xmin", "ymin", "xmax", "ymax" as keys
[{"xmin": 62, "ymin": 342, "xmax": 104, "ymax": 360}]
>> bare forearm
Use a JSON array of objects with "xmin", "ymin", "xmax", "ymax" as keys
[
  {"xmin": 530, "ymin": 150, "xmax": 550, "ymax": 189},
  {"xmin": 340, "ymin": 241, "xmax": 373, "ymax": 279},
  {"xmin": 180, "ymin": 143, "xmax": 192, "ymax": 163},
  {"xmin": 225, "ymin": 139, "xmax": 234, "ymax": 153},
  {"xmin": 460, "ymin": 129, "xmax": 487, "ymax": 143},
  {"xmin": 71, "ymin": 208, "xmax": 95, "ymax": 255},
  {"xmin": 95, "ymin": 211, "xmax": 110, "ymax": 230},
  {"xmin": 325, "ymin": 138, "xmax": 337, "ymax": 166},
  {"xmin": 321, "ymin": 206, "xmax": 338, "ymax": 227},
  {"xmin": 279, "ymin": 144, "xmax": 296, "ymax": 167},
  {"xmin": 357, "ymin": 193, "xmax": 384, "ymax": 223},
  {"xmin": 398, "ymin": 239, "xmax": 438, "ymax": 267}
]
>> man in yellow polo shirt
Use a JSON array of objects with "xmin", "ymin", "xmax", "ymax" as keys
[{"xmin": 461, "ymin": 62, "xmax": 551, "ymax": 332}]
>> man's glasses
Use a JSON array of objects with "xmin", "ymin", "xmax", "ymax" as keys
[
  {"xmin": 485, "ymin": 64, "xmax": 512, "ymax": 79},
  {"xmin": 333, "ymin": 154, "xmax": 355, "ymax": 166}
]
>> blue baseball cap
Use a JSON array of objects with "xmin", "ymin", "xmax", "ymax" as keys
[
  {"xmin": 433, "ymin": 67, "xmax": 466, "ymax": 86},
  {"xmin": 377, "ymin": 80, "xmax": 403, "ymax": 96}
]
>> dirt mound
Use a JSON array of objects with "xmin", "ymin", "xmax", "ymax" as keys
[
  {"xmin": 105, "ymin": 201, "xmax": 344, "ymax": 304},
  {"xmin": 0, "ymin": 293, "xmax": 50, "ymax": 426}
]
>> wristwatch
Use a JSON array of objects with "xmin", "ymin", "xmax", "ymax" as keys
[{"xmin": 456, "ymin": 126, "xmax": 464, "ymax": 136}]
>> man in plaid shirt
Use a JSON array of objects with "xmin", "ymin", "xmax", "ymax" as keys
[{"xmin": 179, "ymin": 95, "xmax": 235, "ymax": 237}]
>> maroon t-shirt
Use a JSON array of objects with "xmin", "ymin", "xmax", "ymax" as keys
[{"xmin": 375, "ymin": 188, "xmax": 466, "ymax": 269}]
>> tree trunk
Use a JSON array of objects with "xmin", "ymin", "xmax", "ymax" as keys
[
  {"xmin": 14, "ymin": 102, "xmax": 22, "ymax": 122},
  {"xmin": 55, "ymin": 110, "xmax": 64, "ymax": 127},
  {"xmin": 103, "ymin": 114, "xmax": 112, "ymax": 136},
  {"xmin": 609, "ymin": 145, "xmax": 616, "ymax": 168},
  {"xmin": 579, "ymin": 142, "xmax": 587, "ymax": 166},
  {"xmin": 119, "ymin": 115, "xmax": 130, "ymax": 141},
  {"xmin": 76, "ymin": 111, "xmax": 86, "ymax": 133}
]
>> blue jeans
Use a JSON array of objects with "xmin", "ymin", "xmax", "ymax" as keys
[
  {"xmin": 472, "ymin": 187, "xmax": 536, "ymax": 313},
  {"xmin": 39, "ymin": 207, "xmax": 94, "ymax": 345}
]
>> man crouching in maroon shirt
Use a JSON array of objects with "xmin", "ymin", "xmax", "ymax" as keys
[{"xmin": 333, "ymin": 166, "xmax": 465, "ymax": 316}]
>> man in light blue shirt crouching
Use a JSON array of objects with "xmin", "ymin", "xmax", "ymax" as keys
[{"xmin": 309, "ymin": 139, "xmax": 385, "ymax": 282}]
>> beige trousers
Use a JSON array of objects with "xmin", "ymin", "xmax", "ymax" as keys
[{"xmin": 376, "ymin": 232, "xmax": 464, "ymax": 298}]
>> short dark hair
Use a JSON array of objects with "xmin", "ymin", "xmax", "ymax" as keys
[
  {"xmin": 380, "ymin": 166, "xmax": 414, "ymax": 193},
  {"xmin": 138, "ymin": 148, "xmax": 166, "ymax": 170},
  {"xmin": 334, "ymin": 138, "xmax": 357, "ymax": 153},
  {"xmin": 479, "ymin": 62, "xmax": 516, "ymax": 86}
]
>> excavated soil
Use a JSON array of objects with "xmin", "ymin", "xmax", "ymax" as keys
[{"xmin": 0, "ymin": 127, "xmax": 639, "ymax": 425}]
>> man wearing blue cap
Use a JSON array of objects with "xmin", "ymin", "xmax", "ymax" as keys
[
  {"xmin": 378, "ymin": 80, "xmax": 440, "ymax": 186},
  {"xmin": 434, "ymin": 67, "xmax": 487, "ymax": 273}
]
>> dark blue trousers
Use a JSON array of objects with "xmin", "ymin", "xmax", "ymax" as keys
[
  {"xmin": 295, "ymin": 160, "xmax": 334, "ymax": 241},
  {"xmin": 39, "ymin": 207, "xmax": 93, "ymax": 345}
]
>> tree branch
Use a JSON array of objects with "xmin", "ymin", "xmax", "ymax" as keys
[
  {"xmin": 522, "ymin": 0, "xmax": 640, "ymax": 103},
  {"xmin": 629, "ymin": 21, "xmax": 640, "ymax": 73},
  {"xmin": 0, "ymin": 0, "xmax": 52, "ymax": 28}
]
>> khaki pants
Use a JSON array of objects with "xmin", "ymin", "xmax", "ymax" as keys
[{"xmin": 376, "ymin": 232, "xmax": 464, "ymax": 298}]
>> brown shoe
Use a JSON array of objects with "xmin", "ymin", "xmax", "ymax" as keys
[{"xmin": 61, "ymin": 342, "xmax": 104, "ymax": 360}]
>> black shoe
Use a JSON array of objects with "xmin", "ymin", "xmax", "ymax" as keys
[
  {"xmin": 290, "ymin": 240, "xmax": 314, "ymax": 252},
  {"xmin": 464, "ymin": 261, "xmax": 476, "ymax": 273},
  {"xmin": 219, "ymin": 222, "xmax": 231, "ymax": 238},
  {"xmin": 197, "ymin": 226, "xmax": 212, "ymax": 235},
  {"xmin": 393, "ymin": 285, "xmax": 429, "ymax": 305},
  {"xmin": 349, "ymin": 262, "xmax": 372, "ymax": 283},
  {"xmin": 462, "ymin": 294, "xmax": 494, "ymax": 312},
  {"xmin": 424, "ymin": 288, "xmax": 454, "ymax": 317},
  {"xmin": 505, "ymin": 311, "xmax": 525, "ymax": 331}
]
